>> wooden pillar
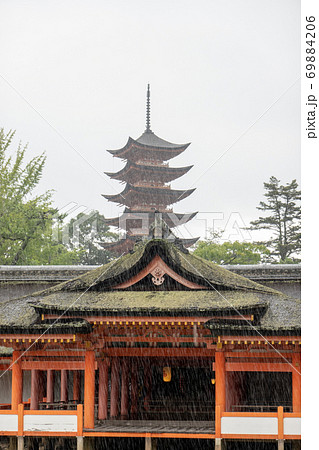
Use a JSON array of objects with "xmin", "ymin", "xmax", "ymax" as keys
[
  {"xmin": 84, "ymin": 351, "xmax": 95, "ymax": 429},
  {"xmin": 144, "ymin": 361, "xmax": 152, "ymax": 411},
  {"xmin": 226, "ymin": 372, "xmax": 241, "ymax": 411},
  {"xmin": 121, "ymin": 359, "xmax": 129, "ymax": 418},
  {"xmin": 278, "ymin": 440, "xmax": 285, "ymax": 450},
  {"xmin": 30, "ymin": 370, "xmax": 40, "ymax": 410},
  {"xmin": 292, "ymin": 353, "xmax": 301, "ymax": 413},
  {"xmin": 73, "ymin": 370, "xmax": 80, "ymax": 402},
  {"xmin": 98, "ymin": 361, "xmax": 108, "ymax": 420},
  {"xmin": 11, "ymin": 351, "xmax": 23, "ymax": 410},
  {"xmin": 61, "ymin": 370, "xmax": 68, "ymax": 402},
  {"xmin": 215, "ymin": 438, "xmax": 226, "ymax": 449},
  {"xmin": 131, "ymin": 360, "xmax": 138, "ymax": 417},
  {"xmin": 46, "ymin": 370, "xmax": 54, "ymax": 403},
  {"xmin": 38, "ymin": 371, "xmax": 45, "ymax": 403},
  {"xmin": 77, "ymin": 436, "xmax": 84, "ymax": 450},
  {"xmin": 215, "ymin": 352, "xmax": 226, "ymax": 412},
  {"xmin": 17, "ymin": 437, "xmax": 24, "ymax": 450},
  {"xmin": 110, "ymin": 358, "xmax": 120, "ymax": 418}
]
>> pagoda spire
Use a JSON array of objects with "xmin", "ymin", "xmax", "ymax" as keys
[{"xmin": 146, "ymin": 84, "xmax": 151, "ymax": 132}]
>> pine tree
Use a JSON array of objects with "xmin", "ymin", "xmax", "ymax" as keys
[{"xmin": 250, "ymin": 176, "xmax": 301, "ymax": 263}]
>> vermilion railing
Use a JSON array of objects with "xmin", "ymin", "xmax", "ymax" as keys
[
  {"xmin": 0, "ymin": 404, "xmax": 301, "ymax": 440},
  {"xmin": 0, "ymin": 404, "xmax": 83, "ymax": 437},
  {"xmin": 216, "ymin": 405, "xmax": 301, "ymax": 440}
]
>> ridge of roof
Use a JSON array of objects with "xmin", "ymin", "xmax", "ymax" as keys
[{"xmin": 26, "ymin": 239, "xmax": 282, "ymax": 296}]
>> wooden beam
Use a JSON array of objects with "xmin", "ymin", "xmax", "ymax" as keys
[
  {"xmin": 42, "ymin": 315, "xmax": 213, "ymax": 324},
  {"xmin": 24, "ymin": 351, "xmax": 85, "ymax": 357},
  {"xmin": 104, "ymin": 348, "xmax": 214, "ymax": 357},
  {"xmin": 217, "ymin": 335, "xmax": 301, "ymax": 342},
  {"xmin": 22, "ymin": 361, "xmax": 85, "ymax": 370},
  {"xmin": 224, "ymin": 352, "xmax": 295, "ymax": 358},
  {"xmin": 0, "ymin": 334, "xmax": 76, "ymax": 341},
  {"xmin": 225, "ymin": 362, "xmax": 292, "ymax": 372}
]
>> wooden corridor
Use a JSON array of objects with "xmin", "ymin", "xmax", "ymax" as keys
[{"xmin": 91, "ymin": 419, "xmax": 215, "ymax": 434}]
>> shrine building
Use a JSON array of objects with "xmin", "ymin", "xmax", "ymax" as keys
[{"xmin": 0, "ymin": 88, "xmax": 301, "ymax": 450}]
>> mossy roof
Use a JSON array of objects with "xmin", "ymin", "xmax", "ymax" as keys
[
  {"xmin": 205, "ymin": 295, "xmax": 301, "ymax": 335},
  {"xmin": 0, "ymin": 239, "xmax": 300, "ymax": 335},
  {"xmin": 35, "ymin": 239, "xmax": 280, "ymax": 294},
  {"xmin": 31, "ymin": 290, "xmax": 269, "ymax": 316}
]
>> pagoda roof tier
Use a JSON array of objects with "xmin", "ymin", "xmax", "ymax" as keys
[
  {"xmin": 99, "ymin": 236, "xmax": 199, "ymax": 255},
  {"xmin": 105, "ymin": 161, "xmax": 193, "ymax": 184},
  {"xmin": 102, "ymin": 184, "xmax": 195, "ymax": 208},
  {"xmin": 104, "ymin": 209, "xmax": 198, "ymax": 229},
  {"xmin": 108, "ymin": 133, "xmax": 190, "ymax": 162}
]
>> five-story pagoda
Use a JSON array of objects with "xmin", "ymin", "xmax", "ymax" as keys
[{"xmin": 102, "ymin": 85, "xmax": 198, "ymax": 254}]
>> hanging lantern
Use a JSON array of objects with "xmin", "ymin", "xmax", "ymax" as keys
[{"xmin": 163, "ymin": 366, "xmax": 171, "ymax": 382}]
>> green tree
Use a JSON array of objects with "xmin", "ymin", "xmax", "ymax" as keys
[
  {"xmin": 64, "ymin": 211, "xmax": 118, "ymax": 265},
  {"xmin": 249, "ymin": 176, "xmax": 301, "ymax": 263},
  {"xmin": 0, "ymin": 129, "xmax": 80, "ymax": 265},
  {"xmin": 193, "ymin": 232, "xmax": 270, "ymax": 265}
]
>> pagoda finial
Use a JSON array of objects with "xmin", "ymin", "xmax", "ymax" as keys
[{"xmin": 146, "ymin": 84, "xmax": 151, "ymax": 132}]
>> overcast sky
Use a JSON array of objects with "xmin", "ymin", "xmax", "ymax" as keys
[{"xmin": 1, "ymin": 0, "xmax": 300, "ymax": 242}]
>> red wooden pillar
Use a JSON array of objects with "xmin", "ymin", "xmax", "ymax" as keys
[
  {"xmin": 84, "ymin": 351, "xmax": 95, "ymax": 429},
  {"xmin": 144, "ymin": 361, "xmax": 152, "ymax": 411},
  {"xmin": 98, "ymin": 361, "xmax": 108, "ymax": 420},
  {"xmin": 61, "ymin": 370, "xmax": 68, "ymax": 403},
  {"xmin": 73, "ymin": 371, "xmax": 80, "ymax": 402},
  {"xmin": 226, "ymin": 372, "xmax": 241, "ymax": 411},
  {"xmin": 121, "ymin": 359, "xmax": 129, "ymax": 418},
  {"xmin": 46, "ymin": 370, "xmax": 54, "ymax": 403},
  {"xmin": 131, "ymin": 360, "xmax": 138, "ymax": 417},
  {"xmin": 215, "ymin": 352, "xmax": 226, "ymax": 412},
  {"xmin": 11, "ymin": 351, "xmax": 22, "ymax": 410},
  {"xmin": 38, "ymin": 371, "xmax": 45, "ymax": 402},
  {"xmin": 292, "ymin": 353, "xmax": 301, "ymax": 413},
  {"xmin": 30, "ymin": 370, "xmax": 40, "ymax": 410},
  {"xmin": 110, "ymin": 358, "xmax": 120, "ymax": 418}
]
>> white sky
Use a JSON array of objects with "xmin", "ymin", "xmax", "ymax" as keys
[{"xmin": 1, "ymin": 0, "xmax": 300, "ymax": 241}]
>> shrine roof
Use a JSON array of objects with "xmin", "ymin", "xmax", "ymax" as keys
[
  {"xmin": 32, "ymin": 239, "xmax": 279, "ymax": 294},
  {"xmin": 31, "ymin": 290, "xmax": 269, "ymax": 316},
  {"xmin": 0, "ymin": 239, "xmax": 300, "ymax": 336},
  {"xmin": 205, "ymin": 294, "xmax": 300, "ymax": 335}
]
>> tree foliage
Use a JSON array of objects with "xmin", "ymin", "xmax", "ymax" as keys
[
  {"xmin": 193, "ymin": 231, "xmax": 270, "ymax": 265},
  {"xmin": 0, "ymin": 129, "xmax": 80, "ymax": 265},
  {"xmin": 64, "ymin": 211, "xmax": 118, "ymax": 265},
  {"xmin": 249, "ymin": 176, "xmax": 301, "ymax": 263}
]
